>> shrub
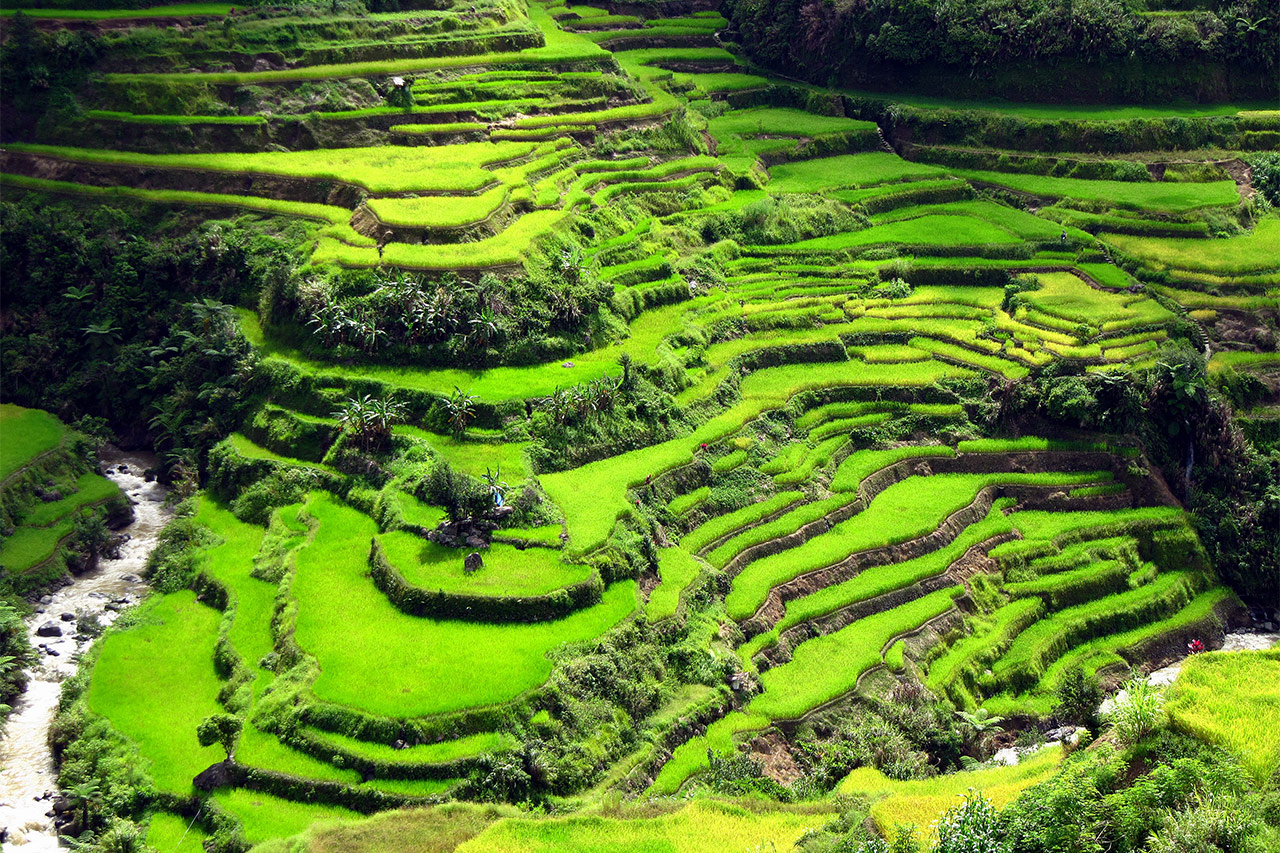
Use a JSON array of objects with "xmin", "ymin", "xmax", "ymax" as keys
[
  {"xmin": 1246, "ymin": 152, "xmax": 1280, "ymax": 207},
  {"xmin": 934, "ymin": 790, "xmax": 1010, "ymax": 853},
  {"xmin": 1053, "ymin": 667, "xmax": 1102, "ymax": 731},
  {"xmin": 1108, "ymin": 678, "xmax": 1165, "ymax": 746},
  {"xmin": 1146, "ymin": 794, "xmax": 1260, "ymax": 853}
]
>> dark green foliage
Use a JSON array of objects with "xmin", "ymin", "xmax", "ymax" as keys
[
  {"xmin": 0, "ymin": 602, "xmax": 35, "ymax": 716},
  {"xmin": 527, "ymin": 367, "xmax": 687, "ymax": 474},
  {"xmin": 143, "ymin": 499, "xmax": 214, "ymax": 592},
  {"xmin": 934, "ymin": 791, "xmax": 1009, "ymax": 853},
  {"xmin": 1000, "ymin": 731, "xmax": 1280, "ymax": 853},
  {"xmin": 795, "ymin": 686, "xmax": 965, "ymax": 789},
  {"xmin": 700, "ymin": 194, "xmax": 867, "ymax": 245},
  {"xmin": 284, "ymin": 248, "xmax": 614, "ymax": 369},
  {"xmin": 513, "ymin": 622, "xmax": 668, "ymax": 796},
  {"xmin": 418, "ymin": 459, "xmax": 491, "ymax": 522},
  {"xmin": 704, "ymin": 749, "xmax": 794, "ymax": 799},
  {"xmin": 0, "ymin": 202, "xmax": 280, "ymax": 478},
  {"xmin": 724, "ymin": 0, "xmax": 1276, "ymax": 99},
  {"xmin": 196, "ymin": 712, "xmax": 243, "ymax": 760},
  {"xmin": 1246, "ymin": 152, "xmax": 1280, "ymax": 208},
  {"xmin": 1053, "ymin": 667, "xmax": 1102, "ymax": 731}
]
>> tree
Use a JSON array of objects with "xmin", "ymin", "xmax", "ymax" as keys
[
  {"xmin": 442, "ymin": 387, "xmax": 477, "ymax": 436},
  {"xmin": 1053, "ymin": 666, "xmax": 1102, "ymax": 731},
  {"xmin": 197, "ymin": 713, "xmax": 243, "ymax": 761},
  {"xmin": 65, "ymin": 780, "xmax": 101, "ymax": 832},
  {"xmin": 333, "ymin": 394, "xmax": 405, "ymax": 452}
]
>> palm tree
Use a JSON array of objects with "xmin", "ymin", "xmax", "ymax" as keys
[{"xmin": 66, "ymin": 780, "xmax": 101, "ymax": 831}]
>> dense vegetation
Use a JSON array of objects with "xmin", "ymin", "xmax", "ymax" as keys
[
  {"xmin": 723, "ymin": 0, "xmax": 1280, "ymax": 100},
  {"xmin": 0, "ymin": 0, "xmax": 1276, "ymax": 850}
]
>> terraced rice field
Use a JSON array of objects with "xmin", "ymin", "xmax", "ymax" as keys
[{"xmin": 3, "ymin": 0, "xmax": 1274, "ymax": 847}]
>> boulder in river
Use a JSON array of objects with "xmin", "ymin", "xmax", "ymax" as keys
[
  {"xmin": 59, "ymin": 612, "xmax": 76, "ymax": 622},
  {"xmin": 35, "ymin": 621, "xmax": 62, "ymax": 638}
]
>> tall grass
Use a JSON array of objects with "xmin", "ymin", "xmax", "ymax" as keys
[
  {"xmin": 1166, "ymin": 648, "xmax": 1280, "ymax": 786},
  {"xmin": 457, "ymin": 799, "xmax": 823, "ymax": 852}
]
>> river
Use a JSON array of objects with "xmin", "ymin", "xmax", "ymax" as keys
[{"xmin": 0, "ymin": 451, "xmax": 170, "ymax": 850}]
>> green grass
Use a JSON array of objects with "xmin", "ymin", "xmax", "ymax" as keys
[
  {"xmin": 307, "ymin": 729, "xmax": 512, "ymax": 765},
  {"xmin": 765, "ymin": 501, "xmax": 1017, "ymax": 645},
  {"xmin": 648, "ymin": 547, "xmax": 703, "ymax": 620},
  {"xmin": 395, "ymin": 427, "xmax": 530, "ymax": 482},
  {"xmin": 367, "ymin": 186, "xmax": 509, "ymax": 230},
  {"xmin": 834, "ymin": 89, "xmax": 1273, "ymax": 120},
  {"xmin": 240, "ymin": 298, "xmax": 684, "ymax": 404},
  {"xmin": 990, "ymin": 570, "xmax": 1201, "ymax": 691},
  {"xmin": 6, "ymin": 141, "xmax": 535, "ymax": 195},
  {"xmin": 145, "ymin": 812, "xmax": 208, "ymax": 853},
  {"xmin": 311, "ymin": 209, "xmax": 570, "ymax": 270},
  {"xmin": 390, "ymin": 122, "xmax": 489, "ymax": 135},
  {"xmin": 228, "ymin": 433, "xmax": 337, "ymax": 474},
  {"xmin": 1166, "ymin": 647, "xmax": 1280, "ymax": 786},
  {"xmin": 648, "ymin": 711, "xmax": 771, "ymax": 795},
  {"xmin": 761, "ymin": 214, "xmax": 1021, "ymax": 253},
  {"xmin": 766, "ymin": 153, "xmax": 944, "ymax": 193},
  {"xmin": 0, "ymin": 403, "xmax": 65, "ymax": 480},
  {"xmin": 546, "ymin": 361, "xmax": 973, "ymax": 556},
  {"xmin": 1018, "ymin": 271, "xmax": 1174, "ymax": 331},
  {"xmin": 0, "ymin": 516, "xmax": 77, "ymax": 572},
  {"xmin": 291, "ymin": 493, "xmax": 636, "ymax": 717},
  {"xmin": 762, "ymin": 435, "xmax": 846, "ymax": 484},
  {"xmin": 707, "ymin": 493, "xmax": 856, "ymax": 570},
  {"xmin": 212, "ymin": 789, "xmax": 360, "ymax": 846},
  {"xmin": 192, "ymin": 498, "xmax": 271, "ymax": 664},
  {"xmin": 18, "ymin": 472, "xmax": 122, "ymax": 526},
  {"xmin": 957, "ymin": 436, "xmax": 1111, "ymax": 454},
  {"xmin": 752, "ymin": 587, "xmax": 961, "ymax": 719},
  {"xmin": 679, "ymin": 492, "xmax": 805, "ymax": 555},
  {"xmin": 669, "ymin": 486, "xmax": 711, "ymax": 515},
  {"xmin": 255, "ymin": 803, "xmax": 512, "ymax": 853},
  {"xmin": 988, "ymin": 585, "xmax": 1238, "ymax": 716},
  {"xmin": 949, "ymin": 168, "xmax": 1240, "ymax": 212},
  {"xmin": 236, "ymin": 725, "xmax": 361, "ymax": 783},
  {"xmin": 377, "ymin": 534, "xmax": 591, "ymax": 597},
  {"xmin": 103, "ymin": 4, "xmax": 608, "ymax": 85},
  {"xmin": 829, "ymin": 446, "xmax": 957, "ymax": 493},
  {"xmin": 873, "ymin": 199, "xmax": 1065, "ymax": 241},
  {"xmin": 1104, "ymin": 218, "xmax": 1280, "ymax": 275},
  {"xmin": 87, "ymin": 591, "xmax": 225, "ymax": 794},
  {"xmin": 0, "ymin": 173, "xmax": 367, "ymax": 245},
  {"xmin": 456, "ymin": 799, "xmax": 825, "ymax": 852},
  {"xmin": 908, "ymin": 338, "xmax": 1030, "ymax": 380},
  {"xmin": 726, "ymin": 471, "xmax": 1110, "ymax": 620}
]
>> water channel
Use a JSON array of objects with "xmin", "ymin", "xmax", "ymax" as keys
[{"xmin": 0, "ymin": 452, "xmax": 169, "ymax": 850}]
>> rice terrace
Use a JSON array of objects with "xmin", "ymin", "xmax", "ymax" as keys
[{"xmin": 0, "ymin": 0, "xmax": 1276, "ymax": 848}]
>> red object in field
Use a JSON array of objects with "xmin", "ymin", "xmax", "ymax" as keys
[{"xmin": 1188, "ymin": 638, "xmax": 1205, "ymax": 654}]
